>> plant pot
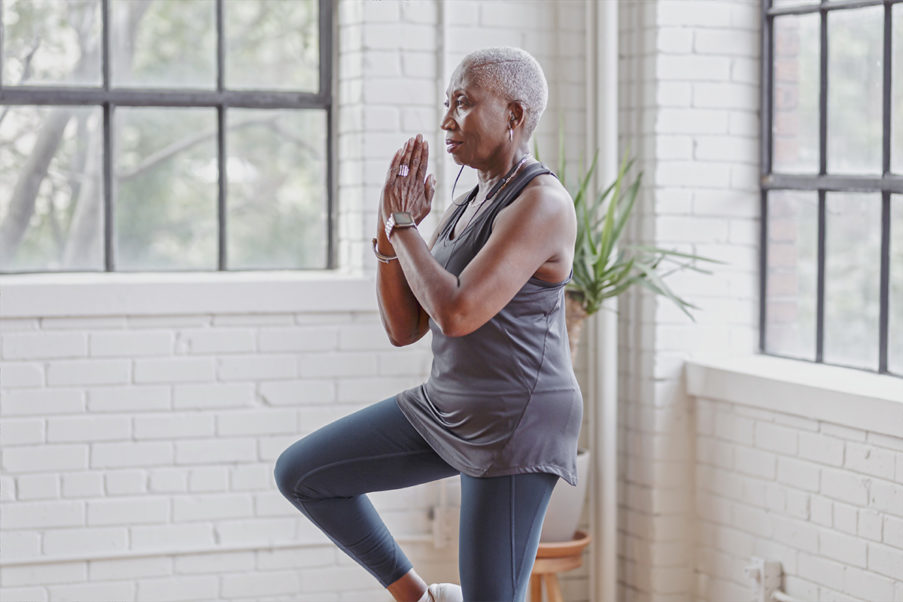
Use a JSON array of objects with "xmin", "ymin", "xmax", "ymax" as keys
[{"xmin": 540, "ymin": 448, "xmax": 590, "ymax": 542}]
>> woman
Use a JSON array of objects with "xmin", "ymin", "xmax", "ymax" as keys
[{"xmin": 275, "ymin": 47, "xmax": 582, "ymax": 602}]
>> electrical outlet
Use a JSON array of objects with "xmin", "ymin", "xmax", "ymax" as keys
[{"xmin": 744, "ymin": 556, "xmax": 782, "ymax": 602}]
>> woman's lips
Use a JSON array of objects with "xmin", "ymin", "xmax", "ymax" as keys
[{"xmin": 445, "ymin": 140, "xmax": 462, "ymax": 153}]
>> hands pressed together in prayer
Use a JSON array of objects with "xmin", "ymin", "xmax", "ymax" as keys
[{"xmin": 379, "ymin": 133, "xmax": 437, "ymax": 229}]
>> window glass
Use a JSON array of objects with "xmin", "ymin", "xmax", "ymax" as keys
[
  {"xmin": 226, "ymin": 109, "xmax": 328, "ymax": 269},
  {"xmin": 772, "ymin": 14, "xmax": 819, "ymax": 173},
  {"xmin": 225, "ymin": 0, "xmax": 319, "ymax": 92},
  {"xmin": 111, "ymin": 0, "xmax": 216, "ymax": 89},
  {"xmin": 823, "ymin": 192, "xmax": 881, "ymax": 370},
  {"xmin": 114, "ymin": 108, "xmax": 218, "ymax": 270},
  {"xmin": 2, "ymin": 0, "xmax": 102, "ymax": 86},
  {"xmin": 765, "ymin": 191, "xmax": 818, "ymax": 360},
  {"xmin": 891, "ymin": 195, "xmax": 903, "ymax": 376},
  {"xmin": 827, "ymin": 6, "xmax": 883, "ymax": 174},
  {"xmin": 0, "ymin": 106, "xmax": 104, "ymax": 272}
]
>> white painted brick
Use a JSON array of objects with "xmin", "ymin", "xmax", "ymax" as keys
[
  {"xmin": 173, "ymin": 493, "xmax": 252, "ymax": 522},
  {"xmin": 867, "ymin": 542, "xmax": 903, "ymax": 582},
  {"xmin": 821, "ymin": 468, "xmax": 870, "ymax": 506},
  {"xmin": 0, "ymin": 500, "xmax": 85, "ymax": 529},
  {"xmin": 88, "ymin": 497, "xmax": 169, "ymax": 526},
  {"xmin": 0, "ymin": 418, "xmax": 44, "ymax": 445},
  {"xmin": 866, "ymin": 432, "xmax": 903, "ymax": 453},
  {"xmin": 258, "ymin": 327, "xmax": 338, "ymax": 352},
  {"xmin": 260, "ymin": 380, "xmax": 336, "ymax": 406},
  {"xmin": 338, "ymin": 323, "xmax": 394, "ymax": 350},
  {"xmin": 214, "ymin": 516, "xmax": 300, "ymax": 545},
  {"xmin": 134, "ymin": 357, "xmax": 215, "ymax": 383},
  {"xmin": 47, "ymin": 359, "xmax": 130, "ymax": 386},
  {"xmin": 91, "ymin": 441, "xmax": 173, "ymax": 468},
  {"xmin": 175, "ymin": 328, "xmax": 254, "ymax": 354},
  {"xmin": 785, "ymin": 489, "xmax": 810, "ymax": 520},
  {"xmin": 89, "ymin": 331, "xmax": 172, "ymax": 357},
  {"xmin": 3, "ymin": 444, "xmax": 88, "ymax": 473},
  {"xmin": 89, "ymin": 385, "xmax": 170, "ymax": 412},
  {"xmin": 217, "ymin": 354, "xmax": 296, "ymax": 381},
  {"xmin": 654, "ymin": 163, "xmax": 732, "ymax": 189},
  {"xmin": 43, "ymin": 526, "xmax": 128, "ymax": 556},
  {"xmin": 301, "ymin": 564, "xmax": 377, "ymax": 593},
  {"xmin": 174, "ymin": 438, "xmax": 257, "ymax": 464},
  {"xmin": 693, "ymin": 29, "xmax": 758, "ymax": 56},
  {"xmin": 821, "ymin": 422, "xmax": 866, "ymax": 442},
  {"xmin": 772, "ymin": 412, "xmax": 820, "ymax": 432},
  {"xmin": 134, "ymin": 412, "xmax": 215, "ymax": 439},
  {"xmin": 755, "ymin": 422, "xmax": 798, "ymax": 455},
  {"xmin": 135, "ymin": 575, "xmax": 219, "ymax": 602},
  {"xmin": 844, "ymin": 442, "xmax": 896, "ymax": 479},
  {"xmin": 0, "ymin": 531, "xmax": 41, "ymax": 560},
  {"xmin": 230, "ymin": 463, "xmax": 270, "ymax": 491},
  {"xmin": 870, "ymin": 479, "xmax": 903, "ymax": 517},
  {"xmin": 16, "ymin": 473, "xmax": 59, "ymax": 500},
  {"xmin": 188, "ymin": 466, "xmax": 229, "ymax": 492},
  {"xmin": 106, "ymin": 469, "xmax": 147, "ymax": 494},
  {"xmin": 46, "ymin": 581, "xmax": 135, "ymax": 601},
  {"xmin": 728, "ymin": 111, "xmax": 758, "ymax": 136},
  {"xmin": 221, "ymin": 570, "xmax": 301, "ymax": 598},
  {"xmin": 131, "ymin": 523, "xmax": 214, "ymax": 551},
  {"xmin": 0, "ymin": 560, "xmax": 86, "ymax": 586},
  {"xmin": 693, "ymin": 135, "xmax": 758, "ymax": 163},
  {"xmin": 148, "ymin": 467, "xmax": 188, "ymax": 493},
  {"xmin": 41, "ymin": 317, "xmax": 124, "ymax": 330},
  {"xmin": 173, "ymin": 382, "xmax": 254, "ymax": 409},
  {"xmin": 337, "ymin": 377, "xmax": 418, "ymax": 403},
  {"xmin": 62, "ymin": 472, "xmax": 104, "ymax": 498},
  {"xmin": 216, "ymin": 409, "xmax": 298, "ymax": 436},
  {"xmin": 174, "ymin": 550, "xmax": 254, "ymax": 573},
  {"xmin": 655, "ymin": 55, "xmax": 731, "ymax": 82},
  {"xmin": 298, "ymin": 351, "xmax": 379, "ymax": 378},
  {"xmin": 47, "ymin": 415, "xmax": 131, "ymax": 442},
  {"xmin": 845, "ymin": 563, "xmax": 897, "ymax": 600},
  {"xmin": 655, "ymin": 108, "xmax": 729, "ymax": 135},
  {"xmin": 657, "ymin": 1, "xmax": 732, "ymax": 27},
  {"xmin": 832, "ymin": 502, "xmax": 858, "ymax": 535},
  {"xmin": 733, "ymin": 446, "xmax": 776, "ymax": 479},
  {"xmin": 885, "ymin": 515, "xmax": 903, "ymax": 547},
  {"xmin": 857, "ymin": 508, "xmax": 883, "ymax": 541},
  {"xmin": 0, "ymin": 362, "xmax": 44, "ymax": 387},
  {"xmin": 809, "ymin": 495, "xmax": 834, "ymax": 527},
  {"xmin": 770, "ymin": 515, "xmax": 818, "ymax": 552},
  {"xmin": 692, "ymin": 82, "xmax": 757, "ymax": 111},
  {"xmin": 820, "ymin": 529, "xmax": 867, "ymax": 567},
  {"xmin": 256, "ymin": 546, "xmax": 334, "ymax": 570},
  {"xmin": 799, "ymin": 431, "xmax": 845, "ymax": 466},
  {"xmin": 2, "ymin": 332, "xmax": 86, "ymax": 360},
  {"xmin": 713, "ymin": 411, "xmax": 754, "ymax": 445},
  {"xmin": 1, "ymin": 389, "xmax": 84, "ymax": 416},
  {"xmin": 656, "ymin": 28, "xmax": 693, "ymax": 53},
  {"xmin": 0, "ymin": 318, "xmax": 38, "ymax": 331},
  {"xmin": 798, "ymin": 553, "xmax": 845, "ymax": 592}
]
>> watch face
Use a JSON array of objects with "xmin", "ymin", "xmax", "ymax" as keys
[{"xmin": 392, "ymin": 212, "xmax": 415, "ymax": 226}]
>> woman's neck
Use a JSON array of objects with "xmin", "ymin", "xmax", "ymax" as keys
[{"xmin": 475, "ymin": 144, "xmax": 530, "ymax": 195}]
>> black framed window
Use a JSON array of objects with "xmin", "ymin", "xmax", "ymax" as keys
[
  {"xmin": 760, "ymin": 0, "xmax": 902, "ymax": 377},
  {"xmin": 0, "ymin": 0, "xmax": 333, "ymax": 273}
]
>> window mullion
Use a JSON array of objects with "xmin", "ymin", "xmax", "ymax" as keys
[
  {"xmin": 816, "ymin": 191, "xmax": 826, "ymax": 362},
  {"xmin": 879, "ymin": 193, "xmax": 890, "ymax": 373}
]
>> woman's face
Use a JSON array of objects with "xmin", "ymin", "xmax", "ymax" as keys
[{"xmin": 441, "ymin": 66, "xmax": 511, "ymax": 170}]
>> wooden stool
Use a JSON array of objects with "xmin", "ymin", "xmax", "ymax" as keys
[{"xmin": 529, "ymin": 530, "xmax": 591, "ymax": 602}]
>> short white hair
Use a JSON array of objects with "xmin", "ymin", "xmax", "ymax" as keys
[{"xmin": 458, "ymin": 47, "xmax": 548, "ymax": 139}]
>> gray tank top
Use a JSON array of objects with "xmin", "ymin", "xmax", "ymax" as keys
[{"xmin": 394, "ymin": 162, "xmax": 583, "ymax": 486}]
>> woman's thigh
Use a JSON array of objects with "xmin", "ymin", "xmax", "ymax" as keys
[
  {"xmin": 274, "ymin": 396, "xmax": 458, "ymax": 501},
  {"xmin": 458, "ymin": 471, "xmax": 559, "ymax": 602}
]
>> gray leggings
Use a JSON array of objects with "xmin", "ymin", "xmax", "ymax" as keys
[{"xmin": 273, "ymin": 396, "xmax": 558, "ymax": 602}]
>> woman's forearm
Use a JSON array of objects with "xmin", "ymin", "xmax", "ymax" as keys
[{"xmin": 374, "ymin": 226, "xmax": 429, "ymax": 346}]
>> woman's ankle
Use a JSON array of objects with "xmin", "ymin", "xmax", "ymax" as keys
[{"xmin": 387, "ymin": 568, "xmax": 428, "ymax": 602}]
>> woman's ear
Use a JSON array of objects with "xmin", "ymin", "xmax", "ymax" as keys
[{"xmin": 508, "ymin": 102, "xmax": 526, "ymax": 129}]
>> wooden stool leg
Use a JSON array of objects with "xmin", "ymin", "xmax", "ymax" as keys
[
  {"xmin": 545, "ymin": 573, "xmax": 564, "ymax": 602},
  {"xmin": 529, "ymin": 574, "xmax": 543, "ymax": 602}
]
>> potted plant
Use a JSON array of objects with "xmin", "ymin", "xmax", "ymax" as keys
[{"xmin": 536, "ymin": 140, "xmax": 720, "ymax": 542}]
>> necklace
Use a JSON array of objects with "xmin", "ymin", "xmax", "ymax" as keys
[{"xmin": 455, "ymin": 154, "xmax": 531, "ymax": 237}]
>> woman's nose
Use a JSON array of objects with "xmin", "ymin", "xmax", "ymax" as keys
[{"xmin": 440, "ymin": 110, "xmax": 455, "ymax": 131}]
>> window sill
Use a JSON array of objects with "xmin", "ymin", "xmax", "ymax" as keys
[
  {"xmin": 0, "ymin": 270, "xmax": 377, "ymax": 318},
  {"xmin": 685, "ymin": 353, "xmax": 903, "ymax": 439}
]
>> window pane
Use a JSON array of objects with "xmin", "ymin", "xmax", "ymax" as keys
[
  {"xmin": 765, "ymin": 191, "xmax": 818, "ymax": 360},
  {"xmin": 111, "ymin": 0, "xmax": 216, "ymax": 89},
  {"xmin": 893, "ymin": 5, "xmax": 902, "ymax": 174},
  {"xmin": 225, "ymin": 0, "xmax": 319, "ymax": 91},
  {"xmin": 823, "ymin": 193, "xmax": 881, "ymax": 370},
  {"xmin": 0, "ymin": 106, "xmax": 104, "ymax": 272},
  {"xmin": 773, "ymin": 0, "xmax": 819, "ymax": 7},
  {"xmin": 827, "ymin": 6, "xmax": 883, "ymax": 174},
  {"xmin": 2, "ymin": 0, "xmax": 101, "ymax": 86},
  {"xmin": 772, "ymin": 14, "xmax": 819, "ymax": 173},
  {"xmin": 891, "ymin": 195, "xmax": 903, "ymax": 375},
  {"xmin": 226, "ymin": 109, "xmax": 327, "ymax": 269},
  {"xmin": 114, "ymin": 108, "xmax": 217, "ymax": 270}
]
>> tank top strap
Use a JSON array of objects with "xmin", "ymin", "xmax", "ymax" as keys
[{"xmin": 472, "ymin": 161, "xmax": 556, "ymax": 246}]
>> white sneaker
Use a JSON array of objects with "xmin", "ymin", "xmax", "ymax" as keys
[{"xmin": 425, "ymin": 583, "xmax": 464, "ymax": 602}]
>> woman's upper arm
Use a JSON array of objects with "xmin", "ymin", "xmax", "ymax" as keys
[{"xmin": 441, "ymin": 186, "xmax": 573, "ymax": 336}]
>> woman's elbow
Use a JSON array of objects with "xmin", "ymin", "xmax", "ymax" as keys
[{"xmin": 435, "ymin": 311, "xmax": 473, "ymax": 338}]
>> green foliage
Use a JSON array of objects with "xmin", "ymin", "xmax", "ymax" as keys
[{"xmin": 536, "ymin": 134, "xmax": 723, "ymax": 321}]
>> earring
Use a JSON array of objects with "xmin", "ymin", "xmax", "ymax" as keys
[{"xmin": 508, "ymin": 127, "xmax": 513, "ymax": 142}]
